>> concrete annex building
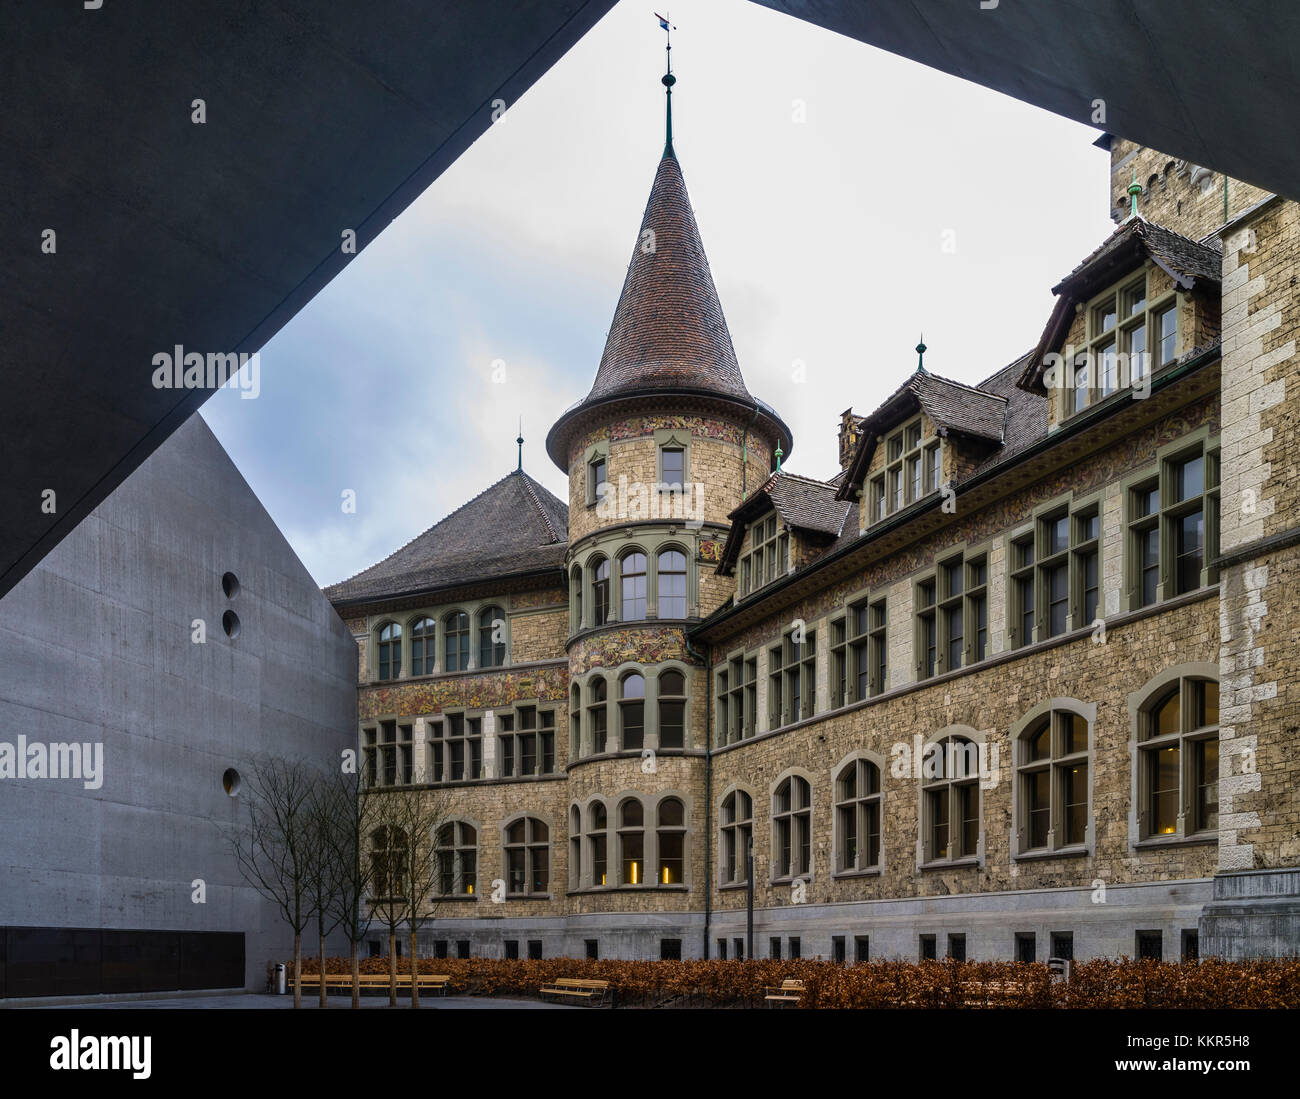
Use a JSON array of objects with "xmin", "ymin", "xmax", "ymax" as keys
[{"xmin": 327, "ymin": 76, "xmax": 1300, "ymax": 964}]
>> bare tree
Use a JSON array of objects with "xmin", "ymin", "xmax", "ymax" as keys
[
  {"xmin": 305, "ymin": 774, "xmax": 349, "ymax": 1008},
  {"xmin": 226, "ymin": 754, "xmax": 324, "ymax": 1009},
  {"xmin": 364, "ymin": 782, "xmax": 454, "ymax": 1008},
  {"xmin": 319, "ymin": 763, "xmax": 377, "ymax": 1009}
]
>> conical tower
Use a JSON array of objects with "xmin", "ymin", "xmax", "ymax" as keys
[{"xmin": 549, "ymin": 61, "xmax": 789, "ymax": 914}]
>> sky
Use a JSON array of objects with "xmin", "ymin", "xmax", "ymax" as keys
[{"xmin": 200, "ymin": 0, "xmax": 1117, "ymax": 590}]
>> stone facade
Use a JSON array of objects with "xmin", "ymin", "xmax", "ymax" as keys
[{"xmin": 332, "ymin": 137, "xmax": 1300, "ymax": 964}]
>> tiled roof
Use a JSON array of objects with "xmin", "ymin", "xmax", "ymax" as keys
[
  {"xmin": 547, "ymin": 148, "xmax": 793, "ymax": 469},
  {"xmin": 719, "ymin": 469, "xmax": 851, "ymax": 572},
  {"xmin": 324, "ymin": 470, "xmax": 568, "ymax": 606},
  {"xmin": 765, "ymin": 471, "xmax": 852, "ymax": 537},
  {"xmin": 836, "ymin": 368, "xmax": 1008, "ymax": 494},
  {"xmin": 1020, "ymin": 216, "xmax": 1222, "ymax": 393},
  {"xmin": 585, "ymin": 151, "xmax": 753, "ymax": 406}
]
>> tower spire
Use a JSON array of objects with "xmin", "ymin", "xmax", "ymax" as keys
[
  {"xmin": 516, "ymin": 417, "xmax": 524, "ymax": 471},
  {"xmin": 916, "ymin": 335, "xmax": 928, "ymax": 373},
  {"xmin": 656, "ymin": 12, "xmax": 676, "ymax": 157}
]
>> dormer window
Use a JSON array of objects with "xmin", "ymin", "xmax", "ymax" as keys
[
  {"xmin": 739, "ymin": 513, "xmax": 787, "ymax": 597},
  {"xmin": 1070, "ymin": 271, "xmax": 1178, "ymax": 415},
  {"xmin": 868, "ymin": 415, "xmax": 939, "ymax": 524}
]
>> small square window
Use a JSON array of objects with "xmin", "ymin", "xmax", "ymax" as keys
[
  {"xmin": 660, "ymin": 938, "xmax": 681, "ymax": 961},
  {"xmin": 527, "ymin": 939, "xmax": 543, "ymax": 960},
  {"xmin": 1015, "ymin": 932, "xmax": 1036, "ymax": 963},
  {"xmin": 733, "ymin": 937, "xmax": 744, "ymax": 960},
  {"xmin": 832, "ymin": 936, "xmax": 846, "ymax": 964},
  {"xmin": 788, "ymin": 937, "xmax": 801, "ymax": 959},
  {"xmin": 456, "ymin": 940, "xmax": 470, "ymax": 959},
  {"xmin": 769, "ymin": 937, "xmax": 782, "ymax": 960},
  {"xmin": 947, "ymin": 934, "xmax": 967, "ymax": 962},
  {"xmin": 1181, "ymin": 929, "xmax": 1199, "ymax": 962},
  {"xmin": 504, "ymin": 939, "xmax": 519, "ymax": 960},
  {"xmin": 1050, "ymin": 931, "xmax": 1074, "ymax": 962},
  {"xmin": 919, "ymin": 934, "xmax": 937, "ymax": 961},
  {"xmin": 854, "ymin": 935, "xmax": 869, "ymax": 963},
  {"xmin": 716, "ymin": 938, "xmax": 728, "ymax": 960},
  {"xmin": 585, "ymin": 939, "xmax": 599, "ymax": 960},
  {"xmin": 1136, "ymin": 930, "xmax": 1162, "ymax": 961}
]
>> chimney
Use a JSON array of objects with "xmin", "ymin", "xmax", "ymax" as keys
[{"xmin": 838, "ymin": 408, "xmax": 864, "ymax": 470}]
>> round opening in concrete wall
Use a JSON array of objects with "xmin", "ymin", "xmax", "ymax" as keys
[
  {"xmin": 222, "ymin": 571, "xmax": 240, "ymax": 598},
  {"xmin": 222, "ymin": 610, "xmax": 241, "ymax": 639},
  {"xmin": 223, "ymin": 768, "xmax": 241, "ymax": 796}
]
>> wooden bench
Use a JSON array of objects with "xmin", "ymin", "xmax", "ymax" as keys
[
  {"xmin": 539, "ymin": 977, "xmax": 611, "ymax": 1006},
  {"xmin": 764, "ymin": 979, "xmax": 805, "ymax": 1007},
  {"xmin": 290, "ymin": 971, "xmax": 450, "ymax": 995}
]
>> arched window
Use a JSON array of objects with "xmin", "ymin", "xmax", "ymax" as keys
[
  {"xmin": 772, "ymin": 776, "xmax": 811, "ymax": 880},
  {"xmin": 591, "ymin": 558, "xmax": 610, "ymax": 627},
  {"xmin": 621, "ymin": 552, "xmax": 647, "ymax": 621},
  {"xmin": 569, "ymin": 684, "xmax": 582, "ymax": 758},
  {"xmin": 589, "ymin": 801, "xmax": 608, "ymax": 887},
  {"xmin": 504, "ymin": 817, "xmax": 548, "ymax": 895},
  {"xmin": 435, "ymin": 822, "xmax": 477, "ymax": 896},
  {"xmin": 444, "ymin": 611, "xmax": 470, "ymax": 672},
  {"xmin": 921, "ymin": 735, "xmax": 982, "ymax": 863},
  {"xmin": 571, "ymin": 565, "xmax": 583, "ymax": 631},
  {"xmin": 377, "ymin": 622, "xmax": 402, "ymax": 681},
  {"xmin": 1015, "ymin": 707, "xmax": 1090, "ymax": 852},
  {"xmin": 620, "ymin": 673, "xmax": 645, "ymax": 750},
  {"xmin": 657, "ymin": 797, "xmax": 686, "ymax": 885},
  {"xmin": 370, "ymin": 826, "xmax": 407, "ymax": 899},
  {"xmin": 1138, "ymin": 676, "xmax": 1218, "ymax": 839},
  {"xmin": 587, "ymin": 675, "xmax": 608, "ymax": 755},
  {"xmin": 478, "ymin": 606, "xmax": 505, "ymax": 668},
  {"xmin": 657, "ymin": 549, "xmax": 687, "ymax": 618},
  {"xmin": 835, "ymin": 758, "xmax": 882, "ymax": 872},
  {"xmin": 657, "ymin": 670, "xmax": 686, "ymax": 749},
  {"xmin": 720, "ymin": 790, "xmax": 752, "ymax": 885},
  {"xmin": 410, "ymin": 617, "xmax": 435, "ymax": 676},
  {"xmin": 618, "ymin": 799, "xmax": 644, "ymax": 885}
]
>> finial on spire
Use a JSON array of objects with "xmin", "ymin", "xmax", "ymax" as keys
[
  {"xmin": 1127, "ymin": 170, "xmax": 1143, "ymax": 220},
  {"xmin": 656, "ymin": 12, "xmax": 676, "ymax": 156},
  {"xmin": 916, "ymin": 335, "xmax": 928, "ymax": 373},
  {"xmin": 516, "ymin": 417, "xmax": 524, "ymax": 472},
  {"xmin": 775, "ymin": 442, "xmax": 783, "ymax": 471}
]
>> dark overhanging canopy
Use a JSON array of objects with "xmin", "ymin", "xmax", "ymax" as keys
[{"xmin": 3, "ymin": 0, "xmax": 1295, "ymax": 600}]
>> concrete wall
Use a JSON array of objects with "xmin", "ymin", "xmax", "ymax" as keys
[{"xmin": 0, "ymin": 413, "xmax": 357, "ymax": 993}]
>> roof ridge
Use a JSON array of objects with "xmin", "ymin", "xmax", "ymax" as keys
[
  {"xmin": 516, "ymin": 469, "xmax": 565, "ymax": 543},
  {"xmin": 976, "ymin": 349, "xmax": 1037, "ymax": 390}
]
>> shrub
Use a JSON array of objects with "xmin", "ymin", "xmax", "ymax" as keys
[{"xmin": 285, "ymin": 956, "xmax": 1300, "ymax": 1008}]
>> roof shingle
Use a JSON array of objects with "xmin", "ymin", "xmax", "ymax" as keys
[{"xmin": 324, "ymin": 470, "xmax": 568, "ymax": 606}]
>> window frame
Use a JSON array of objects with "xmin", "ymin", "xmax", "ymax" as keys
[
  {"xmin": 832, "ymin": 752, "xmax": 884, "ymax": 877},
  {"xmin": 1010, "ymin": 699, "xmax": 1096, "ymax": 859},
  {"xmin": 1128, "ymin": 665, "xmax": 1220, "ymax": 847},
  {"xmin": 917, "ymin": 728, "xmax": 986, "ymax": 868}
]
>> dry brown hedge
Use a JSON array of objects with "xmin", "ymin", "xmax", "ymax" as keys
[{"xmin": 289, "ymin": 955, "xmax": 1300, "ymax": 1008}]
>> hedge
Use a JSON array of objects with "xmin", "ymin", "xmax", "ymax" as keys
[{"xmin": 287, "ymin": 956, "xmax": 1300, "ymax": 1008}]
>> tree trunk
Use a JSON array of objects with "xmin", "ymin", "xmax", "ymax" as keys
[
  {"xmin": 351, "ymin": 941, "xmax": 360, "ymax": 1010},
  {"xmin": 292, "ymin": 934, "xmax": 302, "ymax": 1010},
  {"xmin": 409, "ymin": 927, "xmax": 420, "ymax": 1009},
  {"xmin": 388, "ymin": 931, "xmax": 397, "ymax": 1007},
  {"xmin": 318, "ymin": 929, "xmax": 327, "ymax": 1008}
]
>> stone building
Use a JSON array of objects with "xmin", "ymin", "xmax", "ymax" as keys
[{"xmin": 326, "ymin": 88, "xmax": 1300, "ymax": 963}]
